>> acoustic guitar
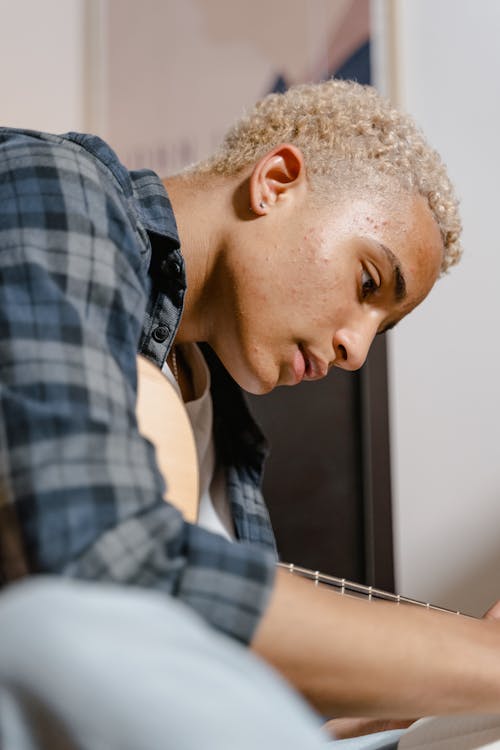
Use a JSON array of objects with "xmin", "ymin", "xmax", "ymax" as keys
[
  {"xmin": 135, "ymin": 354, "xmax": 500, "ymax": 749},
  {"xmin": 135, "ymin": 354, "xmax": 468, "ymax": 616}
]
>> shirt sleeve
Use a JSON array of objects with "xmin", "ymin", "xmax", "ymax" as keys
[{"xmin": 0, "ymin": 130, "xmax": 275, "ymax": 644}]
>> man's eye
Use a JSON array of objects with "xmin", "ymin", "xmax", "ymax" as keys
[{"xmin": 361, "ymin": 268, "xmax": 378, "ymax": 299}]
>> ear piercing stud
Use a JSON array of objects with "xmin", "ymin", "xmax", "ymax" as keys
[{"xmin": 249, "ymin": 201, "xmax": 268, "ymax": 214}]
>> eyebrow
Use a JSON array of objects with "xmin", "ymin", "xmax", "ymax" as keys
[
  {"xmin": 375, "ymin": 242, "xmax": 407, "ymax": 335},
  {"xmin": 378, "ymin": 242, "xmax": 407, "ymax": 303}
]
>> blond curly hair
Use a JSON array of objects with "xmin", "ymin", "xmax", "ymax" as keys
[{"xmin": 199, "ymin": 80, "xmax": 461, "ymax": 273}]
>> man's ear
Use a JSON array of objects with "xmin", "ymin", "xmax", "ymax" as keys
[{"xmin": 249, "ymin": 144, "xmax": 306, "ymax": 215}]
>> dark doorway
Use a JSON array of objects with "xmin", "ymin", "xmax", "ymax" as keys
[{"xmin": 246, "ymin": 335, "xmax": 394, "ymax": 591}]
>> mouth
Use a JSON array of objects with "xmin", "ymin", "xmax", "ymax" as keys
[
  {"xmin": 296, "ymin": 346, "xmax": 328, "ymax": 382},
  {"xmin": 292, "ymin": 347, "xmax": 307, "ymax": 383}
]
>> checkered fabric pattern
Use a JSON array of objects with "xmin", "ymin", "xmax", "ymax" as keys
[{"xmin": 0, "ymin": 128, "xmax": 276, "ymax": 643}]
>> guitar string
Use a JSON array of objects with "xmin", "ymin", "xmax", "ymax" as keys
[{"xmin": 277, "ymin": 562, "xmax": 473, "ymax": 617}]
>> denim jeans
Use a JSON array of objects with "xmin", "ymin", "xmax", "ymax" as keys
[{"xmin": 0, "ymin": 577, "xmax": 404, "ymax": 750}]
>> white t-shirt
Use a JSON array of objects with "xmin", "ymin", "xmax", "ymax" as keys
[{"xmin": 162, "ymin": 344, "xmax": 235, "ymax": 541}]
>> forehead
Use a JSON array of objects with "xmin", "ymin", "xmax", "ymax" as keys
[
  {"xmin": 328, "ymin": 192, "xmax": 443, "ymax": 308},
  {"xmin": 375, "ymin": 193, "xmax": 443, "ymax": 307}
]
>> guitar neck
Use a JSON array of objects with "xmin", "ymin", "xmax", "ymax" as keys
[{"xmin": 278, "ymin": 562, "xmax": 474, "ymax": 618}]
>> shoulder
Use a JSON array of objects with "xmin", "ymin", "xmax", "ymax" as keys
[{"xmin": 0, "ymin": 127, "xmax": 133, "ymax": 200}]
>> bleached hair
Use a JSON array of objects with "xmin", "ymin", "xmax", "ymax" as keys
[{"xmin": 197, "ymin": 79, "xmax": 461, "ymax": 273}]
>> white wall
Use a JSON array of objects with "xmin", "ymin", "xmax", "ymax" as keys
[
  {"xmin": 385, "ymin": 0, "xmax": 500, "ymax": 615},
  {"xmin": 0, "ymin": 0, "xmax": 86, "ymax": 132}
]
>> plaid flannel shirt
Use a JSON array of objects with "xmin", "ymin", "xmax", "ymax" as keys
[{"xmin": 0, "ymin": 128, "xmax": 277, "ymax": 643}]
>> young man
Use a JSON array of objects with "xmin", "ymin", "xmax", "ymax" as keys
[{"xmin": 0, "ymin": 80, "xmax": 499, "ymax": 748}]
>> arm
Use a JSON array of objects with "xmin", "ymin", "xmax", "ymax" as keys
[{"xmin": 252, "ymin": 567, "xmax": 500, "ymax": 717}]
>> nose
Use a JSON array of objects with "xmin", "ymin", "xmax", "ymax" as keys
[{"xmin": 332, "ymin": 322, "xmax": 378, "ymax": 371}]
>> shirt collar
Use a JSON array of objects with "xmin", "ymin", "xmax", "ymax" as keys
[{"xmin": 129, "ymin": 169, "xmax": 180, "ymax": 247}]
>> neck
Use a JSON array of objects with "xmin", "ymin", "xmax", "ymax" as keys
[{"xmin": 162, "ymin": 172, "xmax": 232, "ymax": 345}]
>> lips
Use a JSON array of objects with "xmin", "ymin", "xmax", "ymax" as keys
[
  {"xmin": 292, "ymin": 348, "xmax": 306, "ymax": 383},
  {"xmin": 301, "ymin": 347, "xmax": 328, "ymax": 381},
  {"xmin": 291, "ymin": 346, "xmax": 328, "ymax": 383}
]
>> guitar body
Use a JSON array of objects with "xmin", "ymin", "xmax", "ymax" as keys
[{"xmin": 136, "ymin": 355, "xmax": 199, "ymax": 523}]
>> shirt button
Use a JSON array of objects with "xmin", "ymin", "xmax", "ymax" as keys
[
  {"xmin": 160, "ymin": 258, "xmax": 181, "ymax": 276},
  {"xmin": 152, "ymin": 325, "xmax": 169, "ymax": 343}
]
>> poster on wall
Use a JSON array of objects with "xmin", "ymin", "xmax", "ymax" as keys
[{"xmin": 102, "ymin": 0, "xmax": 370, "ymax": 174}]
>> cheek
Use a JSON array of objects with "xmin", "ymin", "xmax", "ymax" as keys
[{"xmin": 312, "ymin": 258, "xmax": 345, "ymax": 299}]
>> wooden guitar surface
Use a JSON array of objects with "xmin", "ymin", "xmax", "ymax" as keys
[{"xmin": 136, "ymin": 355, "xmax": 199, "ymax": 523}]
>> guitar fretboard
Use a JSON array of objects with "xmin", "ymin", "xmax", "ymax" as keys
[{"xmin": 278, "ymin": 562, "xmax": 473, "ymax": 617}]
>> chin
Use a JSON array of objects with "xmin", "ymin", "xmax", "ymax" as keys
[
  {"xmin": 228, "ymin": 366, "xmax": 274, "ymax": 395},
  {"xmin": 242, "ymin": 380, "xmax": 275, "ymax": 396},
  {"xmin": 212, "ymin": 342, "xmax": 279, "ymax": 394},
  {"xmin": 224, "ymin": 359, "xmax": 277, "ymax": 395}
]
